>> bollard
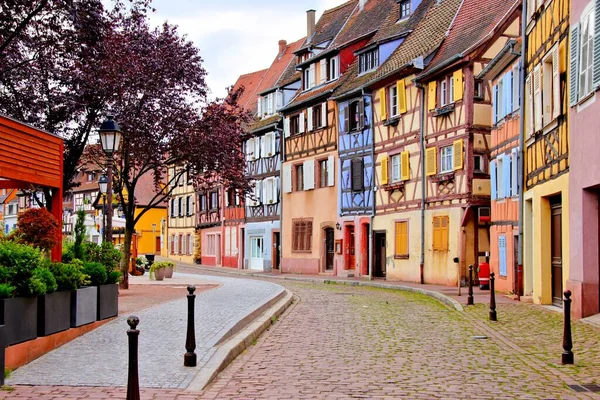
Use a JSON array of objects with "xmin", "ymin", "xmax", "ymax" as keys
[
  {"xmin": 562, "ymin": 290, "xmax": 574, "ymax": 365},
  {"xmin": 126, "ymin": 316, "xmax": 140, "ymax": 400},
  {"xmin": 467, "ymin": 265, "xmax": 474, "ymax": 306},
  {"xmin": 489, "ymin": 272, "xmax": 497, "ymax": 321},
  {"xmin": 184, "ymin": 285, "xmax": 197, "ymax": 367}
]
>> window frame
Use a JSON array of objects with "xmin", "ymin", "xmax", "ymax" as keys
[
  {"xmin": 292, "ymin": 218, "xmax": 313, "ymax": 253},
  {"xmin": 295, "ymin": 163, "xmax": 304, "ymax": 191},
  {"xmin": 439, "ymin": 145, "xmax": 454, "ymax": 173},
  {"xmin": 312, "ymin": 105, "xmax": 322, "ymax": 130},
  {"xmin": 474, "ymin": 154, "xmax": 486, "ymax": 174},
  {"xmin": 209, "ymin": 191, "xmax": 218, "ymax": 210},
  {"xmin": 389, "ymin": 84, "xmax": 399, "ymax": 117},
  {"xmin": 329, "ymin": 56, "xmax": 339, "ymax": 81},
  {"xmin": 290, "ymin": 114, "xmax": 300, "ymax": 135},
  {"xmin": 440, "ymin": 79, "xmax": 448, "ymax": 106},
  {"xmin": 317, "ymin": 158, "xmax": 328, "ymax": 189},
  {"xmin": 578, "ymin": 6, "xmax": 595, "ymax": 100},
  {"xmin": 399, "ymin": 0, "xmax": 411, "ymax": 19},
  {"xmin": 359, "ymin": 49, "xmax": 379, "ymax": 74},
  {"xmin": 391, "ymin": 154, "xmax": 401, "ymax": 183},
  {"xmin": 349, "ymin": 100, "xmax": 361, "ymax": 131}
]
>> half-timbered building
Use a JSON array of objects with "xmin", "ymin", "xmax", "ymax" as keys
[
  {"xmin": 523, "ymin": 0, "xmax": 570, "ymax": 306},
  {"xmin": 413, "ymin": 0, "xmax": 521, "ymax": 286},
  {"xmin": 167, "ymin": 166, "xmax": 196, "ymax": 264},
  {"xmin": 196, "ymin": 185, "xmax": 224, "ymax": 266}
]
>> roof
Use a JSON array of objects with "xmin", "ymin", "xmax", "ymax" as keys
[
  {"xmin": 281, "ymin": 76, "xmax": 351, "ymax": 112},
  {"xmin": 477, "ymin": 39, "xmax": 521, "ymax": 80},
  {"xmin": 299, "ymin": 1, "xmax": 357, "ymax": 51},
  {"xmin": 257, "ymin": 37, "xmax": 306, "ymax": 95},
  {"xmin": 232, "ymin": 69, "xmax": 268, "ymax": 114},
  {"xmin": 250, "ymin": 115, "xmax": 281, "ymax": 134},
  {"xmin": 334, "ymin": 0, "xmax": 462, "ymax": 97},
  {"xmin": 330, "ymin": 0, "xmax": 397, "ymax": 49},
  {"xmin": 135, "ymin": 171, "xmax": 166, "ymax": 207},
  {"xmin": 419, "ymin": 0, "xmax": 519, "ymax": 78}
]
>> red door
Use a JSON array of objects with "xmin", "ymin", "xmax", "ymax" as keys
[
  {"xmin": 551, "ymin": 198, "xmax": 563, "ymax": 307},
  {"xmin": 155, "ymin": 237, "xmax": 161, "ymax": 254}
]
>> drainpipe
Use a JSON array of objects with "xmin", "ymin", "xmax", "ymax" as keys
[
  {"xmin": 517, "ymin": 0, "xmax": 527, "ymax": 297},
  {"xmin": 418, "ymin": 82, "xmax": 426, "ymax": 284},
  {"xmin": 364, "ymin": 88, "xmax": 375, "ymax": 280},
  {"xmin": 275, "ymin": 125, "xmax": 284, "ymax": 274}
]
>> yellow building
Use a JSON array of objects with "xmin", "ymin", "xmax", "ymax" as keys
[
  {"xmin": 523, "ymin": 0, "xmax": 570, "ymax": 306},
  {"xmin": 165, "ymin": 167, "xmax": 196, "ymax": 264}
]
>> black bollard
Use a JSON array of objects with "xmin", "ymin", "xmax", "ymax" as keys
[
  {"xmin": 126, "ymin": 316, "xmax": 140, "ymax": 400},
  {"xmin": 562, "ymin": 290, "xmax": 574, "ymax": 365},
  {"xmin": 489, "ymin": 272, "xmax": 497, "ymax": 321},
  {"xmin": 184, "ymin": 285, "xmax": 197, "ymax": 367},
  {"xmin": 468, "ymin": 265, "xmax": 474, "ymax": 306}
]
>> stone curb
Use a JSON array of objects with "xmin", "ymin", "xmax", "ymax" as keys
[
  {"xmin": 177, "ymin": 264, "xmax": 464, "ymax": 313},
  {"xmin": 186, "ymin": 289, "xmax": 294, "ymax": 392}
]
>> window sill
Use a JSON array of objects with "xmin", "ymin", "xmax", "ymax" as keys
[
  {"xmin": 383, "ymin": 181, "xmax": 405, "ymax": 192},
  {"xmin": 292, "ymin": 250, "xmax": 312, "ymax": 254},
  {"xmin": 394, "ymin": 255, "xmax": 409, "ymax": 260},
  {"xmin": 433, "ymin": 104, "xmax": 455, "ymax": 117},
  {"xmin": 430, "ymin": 172, "xmax": 454, "ymax": 183},
  {"xmin": 383, "ymin": 116, "xmax": 400, "ymax": 127}
]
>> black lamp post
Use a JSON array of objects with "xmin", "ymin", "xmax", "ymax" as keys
[
  {"xmin": 98, "ymin": 115, "xmax": 122, "ymax": 244},
  {"xmin": 98, "ymin": 175, "xmax": 108, "ymax": 242}
]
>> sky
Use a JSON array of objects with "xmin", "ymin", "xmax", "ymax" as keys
[{"xmin": 146, "ymin": 0, "xmax": 348, "ymax": 100}]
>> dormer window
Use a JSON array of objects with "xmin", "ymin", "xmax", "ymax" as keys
[
  {"xmin": 399, "ymin": 0, "xmax": 411, "ymax": 19},
  {"xmin": 303, "ymin": 64, "xmax": 316, "ymax": 90},
  {"xmin": 359, "ymin": 49, "xmax": 379, "ymax": 74}
]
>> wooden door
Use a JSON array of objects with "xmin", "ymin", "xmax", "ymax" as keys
[
  {"xmin": 551, "ymin": 199, "xmax": 563, "ymax": 306},
  {"xmin": 348, "ymin": 226, "xmax": 355, "ymax": 270},
  {"xmin": 272, "ymin": 231, "xmax": 280, "ymax": 270},
  {"xmin": 325, "ymin": 228, "xmax": 334, "ymax": 271},
  {"xmin": 374, "ymin": 232, "xmax": 386, "ymax": 277},
  {"xmin": 155, "ymin": 237, "xmax": 161, "ymax": 254}
]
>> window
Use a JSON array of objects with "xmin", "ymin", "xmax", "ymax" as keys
[
  {"xmin": 87, "ymin": 172, "xmax": 96, "ymax": 181},
  {"xmin": 399, "ymin": 0, "xmax": 410, "ymax": 19},
  {"xmin": 391, "ymin": 154, "xmax": 401, "ymax": 182},
  {"xmin": 261, "ymin": 92, "xmax": 274, "ymax": 116},
  {"xmin": 262, "ymin": 132, "xmax": 276, "ymax": 156},
  {"xmin": 205, "ymin": 234, "xmax": 216, "ymax": 256},
  {"xmin": 186, "ymin": 195, "xmax": 192, "ymax": 215},
  {"xmin": 312, "ymin": 105, "xmax": 322, "ymax": 129},
  {"xmin": 579, "ymin": 9, "xmax": 595, "ymax": 99},
  {"xmin": 263, "ymin": 177, "xmax": 278, "ymax": 203},
  {"xmin": 187, "ymin": 234, "xmax": 192, "ymax": 255},
  {"xmin": 389, "ymin": 85, "xmax": 398, "ymax": 116},
  {"xmin": 292, "ymin": 219, "xmax": 313, "ymax": 252},
  {"xmin": 318, "ymin": 159, "xmax": 328, "ymax": 188},
  {"xmin": 349, "ymin": 100, "xmax": 361, "ymax": 131},
  {"xmin": 329, "ymin": 56, "xmax": 339, "ymax": 81},
  {"xmin": 210, "ymin": 191, "xmax": 218, "ymax": 210},
  {"xmin": 226, "ymin": 189, "xmax": 236, "ymax": 207},
  {"xmin": 474, "ymin": 155, "xmax": 485, "ymax": 173},
  {"xmin": 395, "ymin": 221, "xmax": 408, "ymax": 258},
  {"xmin": 178, "ymin": 197, "xmax": 183, "ymax": 217},
  {"xmin": 170, "ymin": 199, "xmax": 175, "ymax": 217},
  {"xmin": 359, "ymin": 49, "xmax": 379, "ymax": 74},
  {"xmin": 440, "ymin": 80, "xmax": 447, "ymax": 106},
  {"xmin": 290, "ymin": 115, "xmax": 300, "ymax": 135},
  {"xmin": 493, "ymin": 68, "xmax": 520, "ymax": 123},
  {"xmin": 440, "ymin": 146, "xmax": 454, "ymax": 173},
  {"xmin": 498, "ymin": 235, "xmax": 507, "ymax": 276},
  {"xmin": 351, "ymin": 158, "xmax": 364, "ymax": 192},
  {"xmin": 432, "ymin": 216, "xmax": 449, "ymax": 251},
  {"xmin": 449, "ymin": 77, "xmax": 454, "ymax": 104},
  {"xmin": 199, "ymin": 194, "xmax": 206, "ymax": 211},
  {"xmin": 295, "ymin": 164, "xmax": 304, "ymax": 191},
  {"xmin": 542, "ymin": 48, "xmax": 560, "ymax": 124},
  {"xmin": 170, "ymin": 234, "xmax": 175, "ymax": 254},
  {"xmin": 304, "ymin": 68, "xmax": 310, "ymax": 90},
  {"xmin": 474, "ymin": 79, "xmax": 484, "ymax": 99}
]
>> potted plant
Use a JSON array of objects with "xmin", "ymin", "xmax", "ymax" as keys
[
  {"xmin": 69, "ymin": 259, "xmax": 97, "ymax": 327},
  {"xmin": 163, "ymin": 261, "xmax": 175, "ymax": 278},
  {"xmin": 149, "ymin": 262, "xmax": 167, "ymax": 281},
  {"xmin": 96, "ymin": 242, "xmax": 122, "ymax": 320},
  {"xmin": 45, "ymin": 261, "xmax": 86, "ymax": 335}
]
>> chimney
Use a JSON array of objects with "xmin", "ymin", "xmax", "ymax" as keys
[
  {"xmin": 278, "ymin": 40, "xmax": 287, "ymax": 55},
  {"xmin": 359, "ymin": 0, "xmax": 367, "ymax": 11},
  {"xmin": 307, "ymin": 9, "xmax": 316, "ymax": 40}
]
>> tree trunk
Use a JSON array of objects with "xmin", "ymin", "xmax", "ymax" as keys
[{"xmin": 121, "ymin": 219, "xmax": 135, "ymax": 289}]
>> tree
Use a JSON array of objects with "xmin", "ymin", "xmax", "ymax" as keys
[
  {"xmin": 84, "ymin": 9, "xmax": 251, "ymax": 289},
  {"xmin": 15, "ymin": 208, "xmax": 61, "ymax": 252},
  {"xmin": 73, "ymin": 209, "xmax": 87, "ymax": 259}
]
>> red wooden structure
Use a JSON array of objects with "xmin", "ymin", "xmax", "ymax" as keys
[{"xmin": 0, "ymin": 114, "xmax": 63, "ymax": 261}]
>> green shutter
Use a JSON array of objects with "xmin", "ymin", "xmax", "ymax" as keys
[{"xmin": 593, "ymin": 0, "xmax": 600, "ymax": 88}]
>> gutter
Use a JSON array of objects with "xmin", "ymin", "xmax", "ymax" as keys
[
  {"xmin": 415, "ymin": 54, "xmax": 463, "ymax": 82},
  {"xmin": 517, "ymin": 0, "xmax": 526, "ymax": 298},
  {"xmin": 278, "ymin": 123, "xmax": 285, "ymax": 274},
  {"xmin": 278, "ymin": 89, "xmax": 335, "ymax": 114},
  {"xmin": 418, "ymin": 83, "xmax": 426, "ymax": 284}
]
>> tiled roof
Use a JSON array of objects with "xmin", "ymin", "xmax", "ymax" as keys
[
  {"xmin": 135, "ymin": 171, "xmax": 166, "ymax": 207},
  {"xmin": 300, "ymin": 1, "xmax": 357, "ymax": 50},
  {"xmin": 256, "ymin": 37, "xmax": 306, "ymax": 95},
  {"xmin": 282, "ymin": 74, "xmax": 352, "ymax": 112},
  {"xmin": 330, "ymin": 0, "xmax": 396, "ymax": 49},
  {"xmin": 232, "ymin": 69, "xmax": 268, "ymax": 113},
  {"xmin": 420, "ymin": 0, "xmax": 519, "ymax": 77},
  {"xmin": 334, "ymin": 0, "xmax": 462, "ymax": 97},
  {"xmin": 371, "ymin": 0, "xmax": 429, "ymax": 43},
  {"xmin": 250, "ymin": 115, "xmax": 281, "ymax": 133}
]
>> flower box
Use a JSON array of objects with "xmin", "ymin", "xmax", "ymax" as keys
[
  {"xmin": 71, "ymin": 286, "xmax": 98, "ymax": 327},
  {"xmin": 97, "ymin": 284, "xmax": 118, "ymax": 320},
  {"xmin": 38, "ymin": 291, "xmax": 71, "ymax": 336},
  {"xmin": 1, "ymin": 297, "xmax": 38, "ymax": 346},
  {"xmin": 433, "ymin": 104, "xmax": 455, "ymax": 117},
  {"xmin": 431, "ymin": 172, "xmax": 454, "ymax": 183},
  {"xmin": 383, "ymin": 181, "xmax": 405, "ymax": 192}
]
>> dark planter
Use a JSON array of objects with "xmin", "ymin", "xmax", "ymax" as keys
[
  {"xmin": 0, "ymin": 297, "xmax": 37, "ymax": 346},
  {"xmin": 71, "ymin": 286, "xmax": 98, "ymax": 327},
  {"xmin": 38, "ymin": 291, "xmax": 71, "ymax": 336},
  {"xmin": 97, "ymin": 284, "xmax": 119, "ymax": 320},
  {"xmin": 0, "ymin": 325, "xmax": 4, "ymax": 386}
]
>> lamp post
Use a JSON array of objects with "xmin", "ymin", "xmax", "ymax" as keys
[
  {"xmin": 98, "ymin": 175, "xmax": 108, "ymax": 242},
  {"xmin": 98, "ymin": 115, "xmax": 122, "ymax": 244}
]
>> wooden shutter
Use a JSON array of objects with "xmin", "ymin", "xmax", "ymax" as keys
[
  {"xmin": 309, "ymin": 63, "xmax": 316, "ymax": 88},
  {"xmin": 505, "ymin": 72, "xmax": 512, "ymax": 115},
  {"xmin": 503, "ymin": 155, "xmax": 511, "ymax": 199},
  {"xmin": 401, "ymin": 151, "xmax": 410, "ymax": 181},
  {"xmin": 276, "ymin": 90, "xmax": 283, "ymax": 110},
  {"xmin": 351, "ymin": 158, "xmax": 364, "ymax": 191},
  {"xmin": 428, "ymin": 81, "xmax": 437, "ymax": 111},
  {"xmin": 246, "ymin": 138, "xmax": 254, "ymax": 159},
  {"xmin": 525, "ymin": 74, "xmax": 533, "ymax": 136},
  {"xmin": 397, "ymin": 80, "xmax": 407, "ymax": 114},
  {"xmin": 533, "ymin": 65, "xmax": 542, "ymax": 132},
  {"xmin": 379, "ymin": 88, "xmax": 387, "ymax": 120},
  {"xmin": 453, "ymin": 139, "xmax": 463, "ymax": 170},
  {"xmin": 380, "ymin": 155, "xmax": 389, "ymax": 185},
  {"xmin": 492, "ymin": 84, "xmax": 498, "ymax": 124},
  {"xmin": 594, "ymin": 0, "xmax": 600, "ymax": 88},
  {"xmin": 453, "ymin": 70, "xmax": 463, "ymax": 101},
  {"xmin": 304, "ymin": 160, "xmax": 315, "ymax": 190},
  {"xmin": 513, "ymin": 63, "xmax": 520, "ymax": 112},
  {"xmin": 570, "ymin": 24, "xmax": 580, "ymax": 107},
  {"xmin": 395, "ymin": 221, "xmax": 408, "ymax": 256},
  {"xmin": 299, "ymin": 111, "xmax": 305, "ymax": 133},
  {"xmin": 327, "ymin": 155, "xmax": 335, "ymax": 186},
  {"xmin": 425, "ymin": 147, "xmax": 437, "ymax": 176},
  {"xmin": 321, "ymin": 103, "xmax": 327, "ymax": 127},
  {"xmin": 440, "ymin": 217, "xmax": 449, "ymax": 251},
  {"xmin": 254, "ymin": 136, "xmax": 261, "ymax": 159},
  {"xmin": 490, "ymin": 160, "xmax": 497, "ymax": 200},
  {"xmin": 257, "ymin": 96, "xmax": 262, "ymax": 116},
  {"xmin": 320, "ymin": 59, "xmax": 327, "ymax": 84},
  {"xmin": 343, "ymin": 106, "xmax": 349, "ymax": 133},
  {"xmin": 307, "ymin": 107, "xmax": 313, "ymax": 131},
  {"xmin": 511, "ymin": 148, "xmax": 519, "ymax": 197},
  {"xmin": 262, "ymin": 180, "xmax": 268, "ymax": 204},
  {"xmin": 283, "ymin": 164, "xmax": 292, "ymax": 193},
  {"xmin": 552, "ymin": 47, "xmax": 560, "ymax": 120},
  {"xmin": 358, "ymin": 99, "xmax": 365, "ymax": 129},
  {"xmin": 284, "ymin": 117, "xmax": 291, "ymax": 138}
]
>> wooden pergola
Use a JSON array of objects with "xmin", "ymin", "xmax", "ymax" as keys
[{"xmin": 0, "ymin": 114, "xmax": 63, "ymax": 261}]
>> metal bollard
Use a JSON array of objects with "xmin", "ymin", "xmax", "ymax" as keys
[
  {"xmin": 562, "ymin": 290, "xmax": 574, "ymax": 365},
  {"xmin": 467, "ymin": 265, "xmax": 474, "ymax": 306},
  {"xmin": 184, "ymin": 285, "xmax": 197, "ymax": 367},
  {"xmin": 126, "ymin": 316, "xmax": 140, "ymax": 400},
  {"xmin": 489, "ymin": 272, "xmax": 497, "ymax": 321}
]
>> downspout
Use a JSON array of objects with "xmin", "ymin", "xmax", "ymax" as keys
[
  {"xmin": 275, "ymin": 124, "xmax": 284, "ymax": 274},
  {"xmin": 364, "ymin": 88, "xmax": 375, "ymax": 280},
  {"xmin": 517, "ymin": 0, "xmax": 527, "ymax": 298},
  {"xmin": 418, "ymin": 82, "xmax": 426, "ymax": 284}
]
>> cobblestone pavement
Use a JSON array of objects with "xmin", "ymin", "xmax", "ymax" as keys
[{"xmin": 5, "ymin": 273, "xmax": 284, "ymax": 390}]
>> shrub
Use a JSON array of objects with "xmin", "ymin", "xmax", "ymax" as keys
[
  {"xmin": 73, "ymin": 210, "xmax": 86, "ymax": 259},
  {"xmin": 49, "ymin": 262, "xmax": 87, "ymax": 292},
  {"xmin": 0, "ymin": 241, "xmax": 45, "ymax": 297},
  {"xmin": 100, "ymin": 242, "xmax": 122, "ymax": 273},
  {"xmin": 82, "ymin": 262, "xmax": 107, "ymax": 286},
  {"xmin": 136, "ymin": 256, "xmax": 148, "ymax": 267},
  {"xmin": 0, "ymin": 283, "xmax": 15, "ymax": 298},
  {"xmin": 15, "ymin": 208, "xmax": 61, "ymax": 252},
  {"xmin": 62, "ymin": 241, "xmax": 75, "ymax": 264},
  {"xmin": 106, "ymin": 270, "xmax": 122, "ymax": 285},
  {"xmin": 33, "ymin": 267, "xmax": 57, "ymax": 294},
  {"xmin": 82, "ymin": 241, "xmax": 101, "ymax": 263}
]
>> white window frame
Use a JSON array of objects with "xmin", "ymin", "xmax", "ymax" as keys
[
  {"xmin": 440, "ymin": 145, "xmax": 454, "ymax": 173},
  {"xmin": 440, "ymin": 80, "xmax": 447, "ymax": 106},
  {"xmin": 391, "ymin": 154, "xmax": 401, "ymax": 182},
  {"xmin": 329, "ymin": 56, "xmax": 339, "ymax": 81},
  {"xmin": 579, "ymin": 5, "xmax": 595, "ymax": 100},
  {"xmin": 399, "ymin": 0, "xmax": 411, "ymax": 19},
  {"xmin": 389, "ymin": 85, "xmax": 398, "ymax": 117},
  {"xmin": 449, "ymin": 77, "xmax": 455, "ymax": 104}
]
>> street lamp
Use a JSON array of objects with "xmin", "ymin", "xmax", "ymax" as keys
[
  {"xmin": 98, "ymin": 175, "xmax": 108, "ymax": 242},
  {"xmin": 98, "ymin": 115, "xmax": 122, "ymax": 244}
]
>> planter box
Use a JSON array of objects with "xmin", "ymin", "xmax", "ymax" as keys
[
  {"xmin": 0, "ymin": 325, "xmax": 4, "ymax": 386},
  {"xmin": 97, "ymin": 284, "xmax": 118, "ymax": 320},
  {"xmin": 71, "ymin": 286, "xmax": 98, "ymax": 328},
  {"xmin": 0, "ymin": 297, "xmax": 37, "ymax": 346},
  {"xmin": 38, "ymin": 291, "xmax": 71, "ymax": 336}
]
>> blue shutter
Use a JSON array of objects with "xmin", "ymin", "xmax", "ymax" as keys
[
  {"xmin": 492, "ymin": 85, "xmax": 498, "ymax": 124},
  {"xmin": 506, "ymin": 71, "xmax": 513, "ymax": 114},
  {"xmin": 490, "ymin": 160, "xmax": 497, "ymax": 200},
  {"xmin": 504, "ymin": 155, "xmax": 511, "ymax": 199},
  {"xmin": 498, "ymin": 235, "xmax": 507, "ymax": 276}
]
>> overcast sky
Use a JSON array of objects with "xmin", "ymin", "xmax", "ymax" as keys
[{"xmin": 146, "ymin": 0, "xmax": 347, "ymax": 100}]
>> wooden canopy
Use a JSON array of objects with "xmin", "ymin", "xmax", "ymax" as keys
[{"xmin": 0, "ymin": 114, "xmax": 63, "ymax": 261}]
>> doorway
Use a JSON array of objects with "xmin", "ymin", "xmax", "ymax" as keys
[
  {"xmin": 324, "ymin": 228, "xmax": 334, "ymax": 271},
  {"xmin": 374, "ymin": 231, "xmax": 386, "ymax": 278},
  {"xmin": 155, "ymin": 237, "xmax": 161, "ymax": 254},
  {"xmin": 346, "ymin": 225, "xmax": 355, "ymax": 270},
  {"xmin": 550, "ymin": 196, "xmax": 563, "ymax": 307},
  {"xmin": 250, "ymin": 236, "xmax": 264, "ymax": 270},
  {"xmin": 272, "ymin": 232, "xmax": 280, "ymax": 270},
  {"xmin": 216, "ymin": 234, "xmax": 222, "ymax": 266}
]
